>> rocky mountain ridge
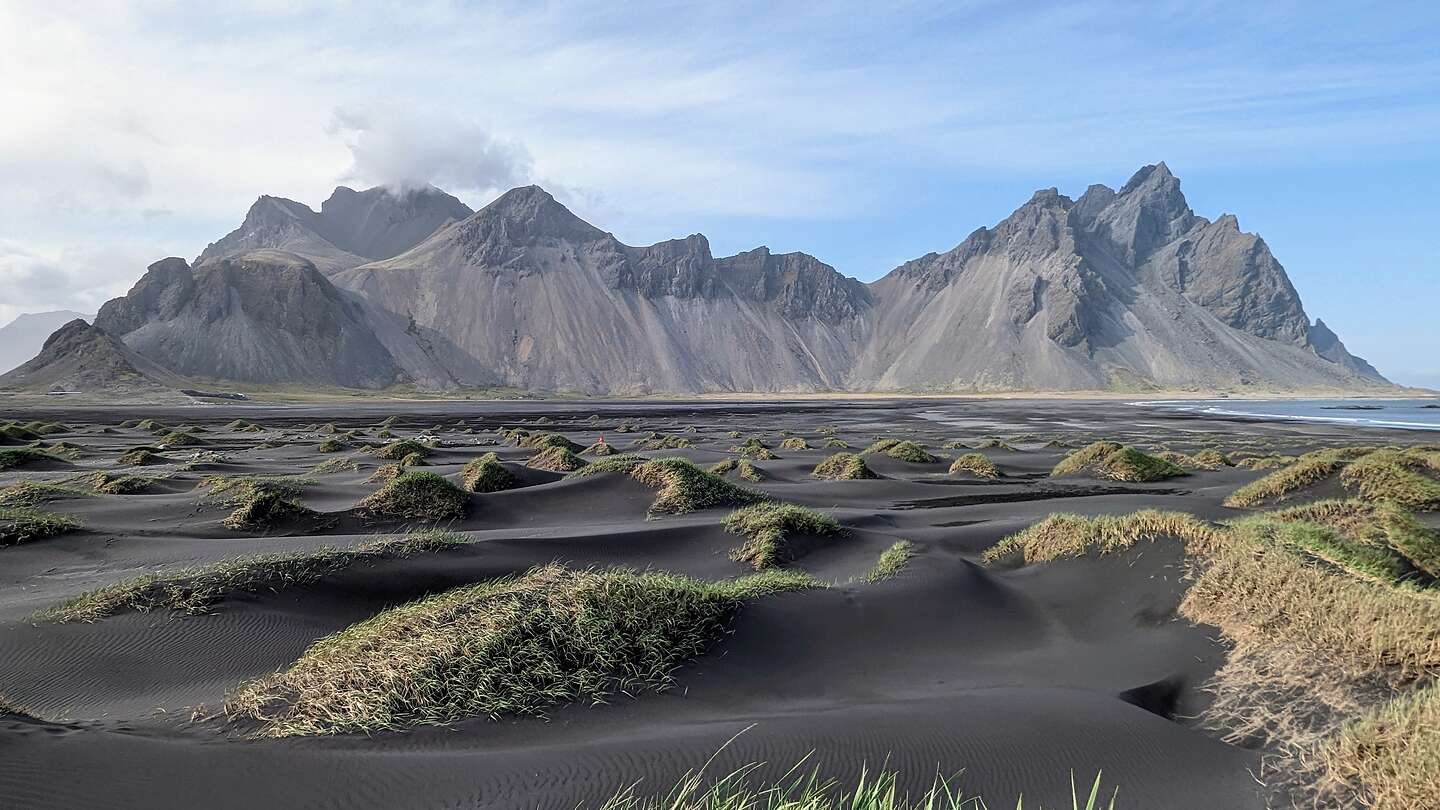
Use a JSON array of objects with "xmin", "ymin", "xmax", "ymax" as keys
[{"xmin": 11, "ymin": 166, "xmax": 1390, "ymax": 395}]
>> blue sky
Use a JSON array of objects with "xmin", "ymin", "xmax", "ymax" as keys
[{"xmin": 2, "ymin": 1, "xmax": 1437, "ymax": 385}]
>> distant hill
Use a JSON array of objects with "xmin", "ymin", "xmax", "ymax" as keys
[
  {"xmin": 0, "ymin": 310, "xmax": 94, "ymax": 374},
  {"xmin": 0, "ymin": 319, "xmax": 185, "ymax": 395},
  {"xmin": 34, "ymin": 165, "xmax": 1392, "ymax": 395}
]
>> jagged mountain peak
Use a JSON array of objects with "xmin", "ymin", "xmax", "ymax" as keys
[{"xmin": 0, "ymin": 319, "xmax": 184, "ymax": 395}]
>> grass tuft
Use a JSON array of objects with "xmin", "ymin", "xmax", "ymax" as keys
[
  {"xmin": 812, "ymin": 452, "xmax": 879, "ymax": 480},
  {"xmin": 1224, "ymin": 448, "xmax": 1364, "ymax": 507},
  {"xmin": 1321, "ymin": 685, "xmax": 1440, "ymax": 810},
  {"xmin": 526, "ymin": 446, "xmax": 589, "ymax": 472},
  {"xmin": 119, "ymin": 446, "xmax": 167, "ymax": 466},
  {"xmin": 865, "ymin": 540, "xmax": 915, "ymax": 582},
  {"xmin": 359, "ymin": 471, "xmax": 470, "ymax": 521},
  {"xmin": 1339, "ymin": 449, "xmax": 1440, "ymax": 511},
  {"xmin": 883, "ymin": 441, "xmax": 938, "ymax": 464},
  {"xmin": 374, "ymin": 439, "xmax": 432, "ymax": 461},
  {"xmin": 1051, "ymin": 442, "xmax": 1184, "ymax": 482},
  {"xmin": 0, "ymin": 446, "xmax": 70, "ymax": 471},
  {"xmin": 983, "ymin": 510, "xmax": 1225, "ymax": 565},
  {"xmin": 724, "ymin": 502, "xmax": 843, "ymax": 569},
  {"xmin": 0, "ymin": 481, "xmax": 93, "ymax": 508},
  {"xmin": 948, "ymin": 453, "xmax": 1000, "ymax": 478},
  {"xmin": 1, "ymin": 507, "xmax": 81, "ymax": 546},
  {"xmin": 459, "ymin": 452, "xmax": 518, "ymax": 493},
  {"xmin": 40, "ymin": 530, "xmax": 467, "ymax": 622},
  {"xmin": 225, "ymin": 564, "xmax": 822, "ymax": 735}
]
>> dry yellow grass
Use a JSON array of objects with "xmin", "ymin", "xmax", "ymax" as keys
[
  {"xmin": 981, "ymin": 510, "xmax": 1224, "ymax": 565},
  {"xmin": 1321, "ymin": 685, "xmax": 1440, "ymax": 810},
  {"xmin": 948, "ymin": 453, "xmax": 1000, "ymax": 478},
  {"xmin": 1224, "ymin": 449, "xmax": 1352, "ymax": 507}
]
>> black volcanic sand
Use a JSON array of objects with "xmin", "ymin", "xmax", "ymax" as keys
[{"xmin": 1, "ymin": 398, "xmax": 1430, "ymax": 810}]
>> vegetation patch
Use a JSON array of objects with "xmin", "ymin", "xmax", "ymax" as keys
[
  {"xmin": 811, "ymin": 452, "xmax": 878, "ymax": 480},
  {"xmin": 573, "ymin": 456, "xmax": 763, "ymax": 516},
  {"xmin": 724, "ymin": 502, "xmax": 843, "ymax": 569},
  {"xmin": 822, "ymin": 438, "xmax": 850, "ymax": 449},
  {"xmin": 40, "ymin": 530, "xmax": 467, "ymax": 623},
  {"xmin": 199, "ymin": 476, "xmax": 314, "ymax": 530},
  {"xmin": 0, "ymin": 481, "xmax": 93, "ymax": 508},
  {"xmin": 582, "ymin": 441, "xmax": 616, "ymax": 456},
  {"xmin": 226, "ymin": 564, "xmax": 822, "ymax": 735},
  {"xmin": 865, "ymin": 540, "xmax": 915, "ymax": 582},
  {"xmin": 459, "ymin": 452, "xmax": 518, "ymax": 493},
  {"xmin": 359, "ymin": 471, "xmax": 470, "ymax": 521},
  {"xmin": 0, "ymin": 446, "xmax": 70, "ymax": 471},
  {"xmin": 374, "ymin": 439, "xmax": 432, "ymax": 461},
  {"xmin": 707, "ymin": 459, "xmax": 738, "ymax": 476},
  {"xmin": 1224, "ymin": 448, "xmax": 1363, "ymax": 507},
  {"xmin": 158, "ymin": 430, "xmax": 204, "ymax": 448},
  {"xmin": 779, "ymin": 437, "xmax": 810, "ymax": 450},
  {"xmin": 1268, "ymin": 500, "xmax": 1440, "ymax": 581},
  {"xmin": 519, "ymin": 432, "xmax": 584, "ymax": 453},
  {"xmin": 948, "ymin": 453, "xmax": 1000, "ymax": 478},
  {"xmin": 738, "ymin": 459, "xmax": 765, "ymax": 482},
  {"xmin": 982, "ymin": 510, "xmax": 1225, "ymax": 566},
  {"xmin": 310, "ymin": 457, "xmax": 361, "ymax": 476},
  {"xmin": 317, "ymin": 438, "xmax": 348, "ymax": 453},
  {"xmin": 1, "ymin": 507, "xmax": 81, "ymax": 547},
  {"xmin": 1339, "ymin": 449, "xmax": 1440, "ymax": 511},
  {"xmin": 1321, "ymin": 685, "xmax": 1440, "ymax": 810},
  {"xmin": 71, "ymin": 471, "xmax": 161, "ymax": 494},
  {"xmin": 119, "ymin": 446, "xmax": 168, "ymax": 466},
  {"xmin": 1051, "ymin": 441, "xmax": 1184, "ymax": 482},
  {"xmin": 526, "ymin": 446, "xmax": 588, "ymax": 472},
  {"xmin": 630, "ymin": 433, "xmax": 694, "ymax": 451},
  {"xmin": 731, "ymin": 437, "xmax": 778, "ymax": 460}
]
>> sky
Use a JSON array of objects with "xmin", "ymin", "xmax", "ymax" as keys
[{"xmin": 2, "ymin": 1, "xmax": 1437, "ymax": 386}]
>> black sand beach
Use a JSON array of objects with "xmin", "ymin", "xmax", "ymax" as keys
[{"xmin": 2, "ymin": 398, "xmax": 1433, "ymax": 809}]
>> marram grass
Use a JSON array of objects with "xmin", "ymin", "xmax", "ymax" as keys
[
  {"xmin": 1050, "ymin": 442, "xmax": 1183, "ymax": 483},
  {"xmin": 39, "ymin": 530, "xmax": 466, "ymax": 623},
  {"xmin": 571, "ymin": 456, "xmax": 765, "ymax": 517},
  {"xmin": 949, "ymin": 453, "xmax": 1001, "ymax": 479},
  {"xmin": 865, "ymin": 540, "xmax": 914, "ymax": 582},
  {"xmin": 226, "ymin": 564, "xmax": 823, "ymax": 736},
  {"xmin": 812, "ymin": 452, "xmax": 879, "ymax": 480},
  {"xmin": 724, "ymin": 502, "xmax": 843, "ymax": 569},
  {"xmin": 459, "ymin": 452, "xmax": 518, "ymax": 493}
]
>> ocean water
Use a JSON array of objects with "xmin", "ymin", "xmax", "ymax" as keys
[{"xmin": 1133, "ymin": 398, "xmax": 1440, "ymax": 431}]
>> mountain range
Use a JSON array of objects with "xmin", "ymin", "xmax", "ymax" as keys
[{"xmin": 2, "ymin": 164, "xmax": 1390, "ymax": 395}]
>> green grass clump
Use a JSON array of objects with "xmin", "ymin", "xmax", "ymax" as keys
[
  {"xmin": 1050, "ymin": 441, "xmax": 1184, "ymax": 482},
  {"xmin": 398, "ymin": 451, "xmax": 428, "ymax": 467},
  {"xmin": 118, "ymin": 446, "xmax": 167, "ymax": 466},
  {"xmin": 811, "ymin": 452, "xmax": 878, "ymax": 480},
  {"xmin": 983, "ymin": 510, "xmax": 1225, "ymax": 566},
  {"xmin": 865, "ymin": 540, "xmax": 914, "ymax": 582},
  {"xmin": 310, "ymin": 457, "xmax": 361, "ymax": 476},
  {"xmin": 519, "ymin": 432, "xmax": 585, "ymax": 453},
  {"xmin": 779, "ymin": 437, "xmax": 810, "ymax": 451},
  {"xmin": 1339, "ymin": 449, "xmax": 1440, "ymax": 511},
  {"xmin": 71, "ymin": 471, "xmax": 160, "ymax": 494},
  {"xmin": 40, "ymin": 530, "xmax": 467, "ymax": 623},
  {"xmin": 225, "ymin": 419, "xmax": 265, "ymax": 432},
  {"xmin": 1224, "ymin": 448, "xmax": 1362, "ymax": 507},
  {"xmin": 730, "ymin": 437, "xmax": 778, "ymax": 460},
  {"xmin": 0, "ymin": 446, "xmax": 69, "ymax": 471},
  {"xmin": 738, "ymin": 459, "xmax": 765, "ymax": 483},
  {"xmin": 459, "ymin": 452, "xmax": 517, "ymax": 493},
  {"xmin": 822, "ymin": 438, "xmax": 850, "ymax": 449},
  {"xmin": 976, "ymin": 438, "xmax": 1018, "ymax": 451},
  {"xmin": 317, "ymin": 438, "xmax": 348, "ymax": 453},
  {"xmin": 1268, "ymin": 500, "xmax": 1440, "ymax": 580},
  {"xmin": 599, "ymin": 765, "xmax": 1114, "ymax": 810},
  {"xmin": 1, "ymin": 507, "xmax": 81, "ymax": 546},
  {"xmin": 573, "ymin": 456, "xmax": 762, "ymax": 516},
  {"xmin": 198, "ymin": 476, "xmax": 313, "ymax": 530},
  {"xmin": 359, "ymin": 471, "xmax": 469, "ymax": 520},
  {"xmin": 135, "ymin": 419, "xmax": 166, "ymax": 432},
  {"xmin": 948, "ymin": 453, "xmax": 1000, "ymax": 478},
  {"xmin": 1239, "ymin": 517, "xmax": 1409, "ymax": 587},
  {"xmin": 708, "ymin": 458, "xmax": 739, "ymax": 476},
  {"xmin": 884, "ymin": 441, "xmax": 938, "ymax": 464},
  {"xmin": 583, "ymin": 441, "xmax": 617, "ymax": 456},
  {"xmin": 225, "ymin": 564, "xmax": 822, "ymax": 736},
  {"xmin": 0, "ymin": 481, "xmax": 93, "ymax": 508},
  {"xmin": 630, "ymin": 433, "xmax": 694, "ymax": 451},
  {"xmin": 862, "ymin": 438, "xmax": 900, "ymax": 455},
  {"xmin": 723, "ymin": 502, "xmax": 843, "ymax": 569},
  {"xmin": 526, "ymin": 446, "xmax": 589, "ymax": 472},
  {"xmin": 374, "ymin": 438, "xmax": 432, "ymax": 461}
]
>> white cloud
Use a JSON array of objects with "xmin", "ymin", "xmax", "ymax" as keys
[
  {"xmin": 328, "ymin": 106, "xmax": 534, "ymax": 197},
  {"xmin": 0, "ymin": 240, "xmax": 167, "ymax": 326}
]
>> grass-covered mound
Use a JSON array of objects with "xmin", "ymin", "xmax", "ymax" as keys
[
  {"xmin": 811, "ymin": 452, "xmax": 878, "ymax": 480},
  {"xmin": 119, "ymin": 446, "xmax": 168, "ymax": 466},
  {"xmin": 1339, "ymin": 449, "xmax": 1440, "ymax": 511},
  {"xmin": 459, "ymin": 452, "xmax": 518, "ymax": 493},
  {"xmin": 723, "ymin": 502, "xmax": 843, "ymax": 569},
  {"xmin": 1223, "ymin": 447, "xmax": 1364, "ymax": 507},
  {"xmin": 985, "ymin": 507, "xmax": 1440, "ymax": 806},
  {"xmin": 582, "ymin": 441, "xmax": 616, "ymax": 456},
  {"xmin": 199, "ymin": 475, "xmax": 315, "ymax": 530},
  {"xmin": 157, "ymin": 430, "xmax": 204, "ymax": 447},
  {"xmin": 865, "ymin": 539, "xmax": 914, "ymax": 582},
  {"xmin": 374, "ymin": 438, "xmax": 432, "ymax": 461},
  {"xmin": 0, "ymin": 481, "xmax": 93, "ymax": 508},
  {"xmin": 359, "ymin": 471, "xmax": 470, "ymax": 521},
  {"xmin": 864, "ymin": 440, "xmax": 937, "ymax": 464},
  {"xmin": 822, "ymin": 438, "xmax": 850, "ymax": 449},
  {"xmin": 1, "ymin": 507, "xmax": 81, "ymax": 547},
  {"xmin": 526, "ymin": 446, "xmax": 588, "ymax": 472},
  {"xmin": 1267, "ymin": 500, "xmax": 1440, "ymax": 581},
  {"xmin": 40, "ymin": 530, "xmax": 466, "ymax": 623},
  {"xmin": 708, "ymin": 458, "xmax": 766, "ymax": 482},
  {"xmin": 72, "ymin": 471, "xmax": 161, "ymax": 494},
  {"xmin": 948, "ymin": 453, "xmax": 1001, "ymax": 479},
  {"xmin": 518, "ymin": 432, "xmax": 585, "ymax": 453},
  {"xmin": 225, "ymin": 564, "xmax": 822, "ymax": 735},
  {"xmin": 0, "ymin": 446, "xmax": 70, "ymax": 471},
  {"xmin": 317, "ymin": 437, "xmax": 348, "ymax": 453},
  {"xmin": 569, "ymin": 456, "xmax": 764, "ymax": 516},
  {"xmin": 779, "ymin": 437, "xmax": 810, "ymax": 451},
  {"xmin": 1051, "ymin": 441, "xmax": 1185, "ymax": 482},
  {"xmin": 310, "ymin": 457, "xmax": 360, "ymax": 476},
  {"xmin": 730, "ymin": 437, "xmax": 778, "ymax": 460},
  {"xmin": 630, "ymin": 433, "xmax": 694, "ymax": 451}
]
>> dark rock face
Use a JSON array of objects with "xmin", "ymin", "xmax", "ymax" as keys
[
  {"xmin": 58, "ymin": 165, "xmax": 1388, "ymax": 394},
  {"xmin": 97, "ymin": 252, "xmax": 403, "ymax": 388},
  {"xmin": 0, "ymin": 320, "xmax": 183, "ymax": 394}
]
